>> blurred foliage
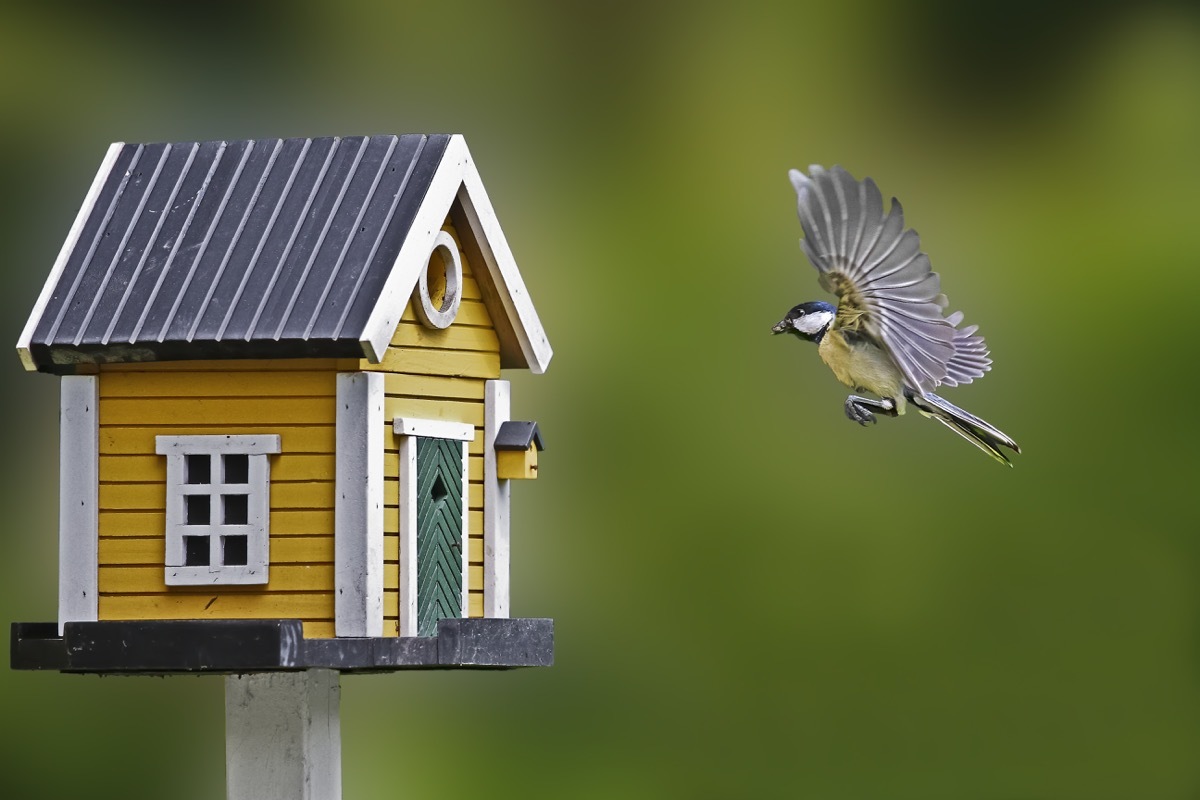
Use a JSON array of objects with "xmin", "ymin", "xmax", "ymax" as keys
[{"xmin": 2, "ymin": 1, "xmax": 1199, "ymax": 798}]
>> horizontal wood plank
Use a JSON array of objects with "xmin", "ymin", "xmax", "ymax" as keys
[
  {"xmin": 390, "ymin": 321, "xmax": 499, "ymax": 353},
  {"xmin": 100, "ymin": 454, "xmax": 336, "ymax": 483},
  {"xmin": 100, "ymin": 370, "xmax": 337, "ymax": 399},
  {"xmin": 100, "ymin": 564, "xmax": 399, "ymax": 593},
  {"xmin": 100, "ymin": 481, "xmax": 334, "ymax": 511},
  {"xmin": 99, "ymin": 535, "xmax": 334, "ymax": 565},
  {"xmin": 100, "ymin": 509, "xmax": 334, "ymax": 537},
  {"xmin": 99, "ymin": 592, "xmax": 335, "ymax": 620},
  {"xmin": 101, "ymin": 358, "xmax": 353, "ymax": 373},
  {"xmin": 383, "ymin": 373, "xmax": 486, "ymax": 401},
  {"xmin": 101, "ymin": 397, "xmax": 336, "ymax": 426},
  {"xmin": 400, "ymin": 298, "xmax": 493, "ymax": 328},
  {"xmin": 101, "ymin": 426, "xmax": 336, "ymax": 455},
  {"xmin": 304, "ymin": 621, "xmax": 335, "ymax": 638},
  {"xmin": 384, "ymin": 397, "xmax": 483, "ymax": 426},
  {"xmin": 362, "ymin": 348, "xmax": 499, "ymax": 379},
  {"xmin": 101, "ymin": 565, "xmax": 334, "ymax": 593}
]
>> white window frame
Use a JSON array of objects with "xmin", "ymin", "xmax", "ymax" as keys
[{"xmin": 156, "ymin": 434, "xmax": 281, "ymax": 586}]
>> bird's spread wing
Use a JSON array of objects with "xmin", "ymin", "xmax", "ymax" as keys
[
  {"xmin": 789, "ymin": 165, "xmax": 962, "ymax": 395},
  {"xmin": 941, "ymin": 310, "xmax": 992, "ymax": 387}
]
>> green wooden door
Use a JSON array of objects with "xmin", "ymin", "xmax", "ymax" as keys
[{"xmin": 416, "ymin": 437, "xmax": 464, "ymax": 637}]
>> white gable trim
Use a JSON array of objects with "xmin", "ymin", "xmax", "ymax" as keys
[
  {"xmin": 18, "ymin": 143, "xmax": 125, "ymax": 372},
  {"xmin": 456, "ymin": 153, "xmax": 553, "ymax": 374},
  {"xmin": 360, "ymin": 135, "xmax": 552, "ymax": 374}
]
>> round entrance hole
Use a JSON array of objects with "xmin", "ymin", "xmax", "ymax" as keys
[{"xmin": 415, "ymin": 231, "xmax": 462, "ymax": 329}]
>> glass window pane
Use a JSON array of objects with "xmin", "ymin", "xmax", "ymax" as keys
[
  {"xmin": 222, "ymin": 535, "xmax": 248, "ymax": 566},
  {"xmin": 223, "ymin": 494, "xmax": 248, "ymax": 525},
  {"xmin": 185, "ymin": 454, "xmax": 210, "ymax": 485},
  {"xmin": 184, "ymin": 535, "xmax": 210, "ymax": 566},
  {"xmin": 224, "ymin": 454, "xmax": 249, "ymax": 484},
  {"xmin": 185, "ymin": 495, "xmax": 210, "ymax": 525}
]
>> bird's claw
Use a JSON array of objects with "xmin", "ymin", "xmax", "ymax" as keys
[{"xmin": 845, "ymin": 399, "xmax": 876, "ymax": 426}]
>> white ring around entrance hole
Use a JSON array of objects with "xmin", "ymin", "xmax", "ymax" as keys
[{"xmin": 415, "ymin": 231, "xmax": 462, "ymax": 329}]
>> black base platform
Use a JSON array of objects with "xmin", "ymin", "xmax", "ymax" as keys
[{"xmin": 11, "ymin": 617, "xmax": 553, "ymax": 675}]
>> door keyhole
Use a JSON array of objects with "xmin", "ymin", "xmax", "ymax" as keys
[{"xmin": 430, "ymin": 473, "xmax": 449, "ymax": 503}]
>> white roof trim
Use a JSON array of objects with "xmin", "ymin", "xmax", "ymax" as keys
[
  {"xmin": 17, "ymin": 142, "xmax": 125, "ymax": 372},
  {"xmin": 360, "ymin": 135, "xmax": 552, "ymax": 373}
]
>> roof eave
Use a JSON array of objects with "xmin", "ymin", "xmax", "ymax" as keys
[{"xmin": 16, "ymin": 142, "xmax": 126, "ymax": 373}]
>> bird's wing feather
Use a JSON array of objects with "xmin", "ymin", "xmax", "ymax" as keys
[
  {"xmin": 940, "ymin": 311, "xmax": 992, "ymax": 387},
  {"xmin": 790, "ymin": 165, "xmax": 957, "ymax": 394}
]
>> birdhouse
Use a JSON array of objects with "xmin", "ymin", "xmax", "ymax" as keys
[
  {"xmin": 495, "ymin": 421, "xmax": 543, "ymax": 480},
  {"xmin": 11, "ymin": 134, "xmax": 554, "ymax": 674}
]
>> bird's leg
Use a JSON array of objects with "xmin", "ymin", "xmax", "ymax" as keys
[{"xmin": 844, "ymin": 395, "xmax": 897, "ymax": 426}]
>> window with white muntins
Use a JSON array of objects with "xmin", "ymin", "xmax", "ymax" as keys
[{"xmin": 156, "ymin": 435, "xmax": 280, "ymax": 586}]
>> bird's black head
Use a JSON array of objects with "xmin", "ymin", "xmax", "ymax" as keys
[{"xmin": 772, "ymin": 300, "xmax": 836, "ymax": 343}]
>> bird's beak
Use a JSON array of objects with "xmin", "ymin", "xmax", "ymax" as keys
[{"xmin": 771, "ymin": 319, "xmax": 788, "ymax": 334}]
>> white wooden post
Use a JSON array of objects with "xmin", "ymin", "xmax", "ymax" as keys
[
  {"xmin": 59, "ymin": 375, "xmax": 98, "ymax": 635},
  {"xmin": 225, "ymin": 669, "xmax": 342, "ymax": 800},
  {"xmin": 484, "ymin": 380, "xmax": 511, "ymax": 618}
]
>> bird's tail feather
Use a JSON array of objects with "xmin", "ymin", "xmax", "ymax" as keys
[{"xmin": 909, "ymin": 392, "xmax": 1020, "ymax": 467}]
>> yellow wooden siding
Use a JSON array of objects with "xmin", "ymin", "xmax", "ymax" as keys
[
  {"xmin": 96, "ymin": 365, "xmax": 338, "ymax": 637},
  {"xmin": 379, "ymin": 218, "xmax": 497, "ymax": 633}
]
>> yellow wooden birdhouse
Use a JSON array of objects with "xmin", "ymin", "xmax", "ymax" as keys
[
  {"xmin": 495, "ymin": 421, "xmax": 543, "ymax": 480},
  {"xmin": 12, "ymin": 134, "xmax": 553, "ymax": 674}
]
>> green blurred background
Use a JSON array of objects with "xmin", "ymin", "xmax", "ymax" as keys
[{"xmin": 3, "ymin": 1, "xmax": 1199, "ymax": 797}]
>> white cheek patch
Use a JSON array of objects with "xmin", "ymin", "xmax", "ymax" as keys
[{"xmin": 794, "ymin": 311, "xmax": 833, "ymax": 335}]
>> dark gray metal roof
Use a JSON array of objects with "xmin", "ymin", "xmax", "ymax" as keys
[
  {"xmin": 495, "ymin": 420, "xmax": 543, "ymax": 451},
  {"xmin": 24, "ymin": 134, "xmax": 451, "ymax": 372}
]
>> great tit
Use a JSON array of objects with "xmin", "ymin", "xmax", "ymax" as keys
[{"xmin": 772, "ymin": 165, "xmax": 1021, "ymax": 466}]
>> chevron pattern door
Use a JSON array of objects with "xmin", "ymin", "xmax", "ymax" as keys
[{"xmin": 416, "ymin": 437, "xmax": 464, "ymax": 637}]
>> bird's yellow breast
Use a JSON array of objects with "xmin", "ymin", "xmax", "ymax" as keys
[{"xmin": 817, "ymin": 330, "xmax": 905, "ymax": 400}]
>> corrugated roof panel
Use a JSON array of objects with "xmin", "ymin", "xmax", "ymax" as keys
[
  {"xmin": 137, "ymin": 139, "xmax": 256, "ymax": 343},
  {"xmin": 272, "ymin": 135, "xmax": 396, "ymax": 341},
  {"xmin": 334, "ymin": 134, "xmax": 449, "ymax": 340},
  {"xmin": 24, "ymin": 133, "xmax": 456, "ymax": 371},
  {"xmin": 217, "ymin": 136, "xmax": 335, "ymax": 341},
  {"xmin": 32, "ymin": 144, "xmax": 141, "ymax": 347},
  {"xmin": 249, "ymin": 135, "xmax": 371, "ymax": 341},
  {"xmin": 106, "ymin": 140, "xmax": 225, "ymax": 344},
  {"xmin": 307, "ymin": 134, "xmax": 443, "ymax": 340},
  {"xmin": 168, "ymin": 138, "xmax": 285, "ymax": 343}
]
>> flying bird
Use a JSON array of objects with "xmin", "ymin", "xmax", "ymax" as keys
[{"xmin": 772, "ymin": 165, "xmax": 1020, "ymax": 465}]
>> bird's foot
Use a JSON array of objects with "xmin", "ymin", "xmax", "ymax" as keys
[
  {"xmin": 844, "ymin": 395, "xmax": 896, "ymax": 426},
  {"xmin": 844, "ymin": 397, "xmax": 877, "ymax": 426}
]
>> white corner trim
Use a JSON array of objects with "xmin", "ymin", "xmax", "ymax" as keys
[
  {"xmin": 396, "ymin": 433, "xmax": 418, "ymax": 637},
  {"xmin": 59, "ymin": 375, "xmax": 99, "ymax": 635},
  {"xmin": 457, "ymin": 154, "xmax": 553, "ymax": 375},
  {"xmin": 484, "ymin": 380, "xmax": 511, "ymax": 618},
  {"xmin": 225, "ymin": 669, "xmax": 342, "ymax": 800},
  {"xmin": 361, "ymin": 134, "xmax": 471, "ymax": 362},
  {"xmin": 335, "ymin": 372, "xmax": 385, "ymax": 638},
  {"xmin": 392, "ymin": 417, "xmax": 474, "ymax": 442},
  {"xmin": 18, "ymin": 143, "xmax": 125, "ymax": 372}
]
